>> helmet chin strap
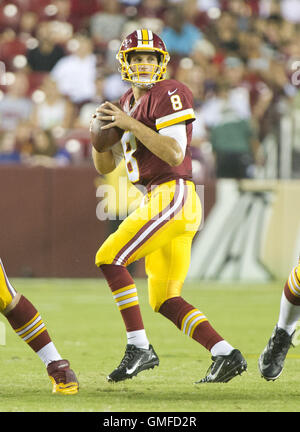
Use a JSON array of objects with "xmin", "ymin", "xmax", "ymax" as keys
[{"xmin": 133, "ymin": 82, "xmax": 155, "ymax": 89}]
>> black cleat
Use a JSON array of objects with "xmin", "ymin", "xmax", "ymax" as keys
[
  {"xmin": 258, "ymin": 325, "xmax": 294, "ymax": 381},
  {"xmin": 195, "ymin": 349, "xmax": 247, "ymax": 383},
  {"xmin": 107, "ymin": 344, "xmax": 159, "ymax": 382}
]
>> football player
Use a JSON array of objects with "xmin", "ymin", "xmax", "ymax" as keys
[
  {"xmin": 259, "ymin": 257, "xmax": 300, "ymax": 381},
  {"xmin": 0, "ymin": 258, "xmax": 78, "ymax": 394},
  {"xmin": 92, "ymin": 29, "xmax": 247, "ymax": 383}
]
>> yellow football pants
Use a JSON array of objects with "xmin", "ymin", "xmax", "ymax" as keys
[
  {"xmin": 0, "ymin": 259, "xmax": 18, "ymax": 313},
  {"xmin": 96, "ymin": 179, "xmax": 201, "ymax": 311}
]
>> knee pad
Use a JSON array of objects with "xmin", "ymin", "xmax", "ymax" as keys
[
  {"xmin": 1, "ymin": 293, "xmax": 21, "ymax": 316},
  {"xmin": 148, "ymin": 278, "xmax": 183, "ymax": 312},
  {"xmin": 0, "ymin": 294, "xmax": 12, "ymax": 314},
  {"xmin": 95, "ymin": 239, "xmax": 116, "ymax": 267}
]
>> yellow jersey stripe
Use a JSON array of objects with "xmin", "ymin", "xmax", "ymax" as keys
[
  {"xmin": 156, "ymin": 114, "xmax": 195, "ymax": 130},
  {"xmin": 156, "ymin": 108, "xmax": 195, "ymax": 126}
]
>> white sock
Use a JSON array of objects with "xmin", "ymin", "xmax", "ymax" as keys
[
  {"xmin": 210, "ymin": 340, "xmax": 234, "ymax": 357},
  {"xmin": 36, "ymin": 342, "xmax": 62, "ymax": 366},
  {"xmin": 277, "ymin": 292, "xmax": 300, "ymax": 336},
  {"xmin": 127, "ymin": 329, "xmax": 149, "ymax": 349}
]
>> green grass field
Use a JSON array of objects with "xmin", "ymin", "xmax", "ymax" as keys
[{"xmin": 0, "ymin": 278, "xmax": 299, "ymax": 413}]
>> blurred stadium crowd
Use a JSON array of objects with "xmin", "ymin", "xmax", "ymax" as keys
[{"xmin": 0, "ymin": 0, "xmax": 299, "ymax": 179}]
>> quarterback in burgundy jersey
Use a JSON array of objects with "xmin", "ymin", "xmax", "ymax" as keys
[
  {"xmin": 119, "ymin": 78, "xmax": 194, "ymax": 189},
  {"xmin": 92, "ymin": 29, "xmax": 247, "ymax": 384}
]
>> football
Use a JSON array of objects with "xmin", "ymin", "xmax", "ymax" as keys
[{"xmin": 90, "ymin": 102, "xmax": 124, "ymax": 153}]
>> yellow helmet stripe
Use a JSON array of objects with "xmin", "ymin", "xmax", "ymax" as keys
[
  {"xmin": 136, "ymin": 29, "xmax": 154, "ymax": 48},
  {"xmin": 142, "ymin": 29, "xmax": 149, "ymax": 44}
]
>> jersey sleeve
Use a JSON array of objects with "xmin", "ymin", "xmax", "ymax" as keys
[{"xmin": 153, "ymin": 82, "xmax": 196, "ymax": 131}]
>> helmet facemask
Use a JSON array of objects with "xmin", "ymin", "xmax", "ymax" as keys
[{"xmin": 117, "ymin": 47, "xmax": 170, "ymax": 88}]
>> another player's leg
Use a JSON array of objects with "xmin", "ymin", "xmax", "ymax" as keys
[
  {"xmin": 259, "ymin": 261, "xmax": 300, "ymax": 381},
  {"xmin": 100, "ymin": 263, "xmax": 159, "ymax": 382},
  {"xmin": 0, "ymin": 259, "xmax": 78, "ymax": 394},
  {"xmin": 146, "ymin": 234, "xmax": 247, "ymax": 384}
]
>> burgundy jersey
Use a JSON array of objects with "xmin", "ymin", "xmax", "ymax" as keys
[{"xmin": 119, "ymin": 79, "xmax": 195, "ymax": 190}]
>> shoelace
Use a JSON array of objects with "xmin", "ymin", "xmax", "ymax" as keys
[
  {"xmin": 200, "ymin": 358, "xmax": 217, "ymax": 381},
  {"xmin": 271, "ymin": 332, "xmax": 292, "ymax": 357},
  {"xmin": 118, "ymin": 346, "xmax": 137, "ymax": 368}
]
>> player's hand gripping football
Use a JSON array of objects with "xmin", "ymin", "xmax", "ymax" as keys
[{"xmin": 95, "ymin": 101, "xmax": 134, "ymax": 131}]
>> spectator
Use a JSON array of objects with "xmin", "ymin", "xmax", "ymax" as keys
[
  {"xmin": 51, "ymin": 33, "xmax": 97, "ymax": 104},
  {"xmin": 210, "ymin": 12, "xmax": 240, "ymax": 55},
  {"xmin": 27, "ymin": 129, "xmax": 71, "ymax": 167},
  {"xmin": 75, "ymin": 73, "xmax": 129, "ymax": 125},
  {"xmin": 200, "ymin": 82, "xmax": 261, "ymax": 179},
  {"xmin": 137, "ymin": 0, "xmax": 166, "ymax": 33},
  {"xmin": 160, "ymin": 5, "xmax": 203, "ymax": 57},
  {"xmin": 30, "ymin": 75, "xmax": 74, "ymax": 131},
  {"xmin": 75, "ymin": 76, "xmax": 105, "ymax": 128},
  {"xmin": 222, "ymin": 56, "xmax": 252, "ymax": 119},
  {"xmin": 197, "ymin": 0, "xmax": 220, "ymax": 11},
  {"xmin": 0, "ymin": 71, "xmax": 33, "ymax": 132},
  {"xmin": 26, "ymin": 22, "xmax": 65, "ymax": 72},
  {"xmin": 175, "ymin": 58, "xmax": 206, "ymax": 105},
  {"xmin": 102, "ymin": 73, "xmax": 131, "ymax": 102},
  {"xmin": 280, "ymin": 0, "xmax": 300, "ymax": 23},
  {"xmin": 19, "ymin": 11, "xmax": 39, "ymax": 39},
  {"xmin": 0, "ymin": 131, "xmax": 21, "ymax": 163},
  {"xmin": 137, "ymin": 0, "xmax": 166, "ymax": 18},
  {"xmin": 90, "ymin": 0, "xmax": 127, "ymax": 46},
  {"xmin": 69, "ymin": 0, "xmax": 99, "ymax": 31},
  {"xmin": 14, "ymin": 121, "xmax": 33, "ymax": 158}
]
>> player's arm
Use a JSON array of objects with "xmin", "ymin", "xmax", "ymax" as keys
[
  {"xmin": 92, "ymin": 148, "xmax": 116, "ymax": 175},
  {"xmin": 97, "ymin": 102, "xmax": 184, "ymax": 167},
  {"xmin": 129, "ymin": 118, "xmax": 184, "ymax": 167},
  {"xmin": 92, "ymin": 142, "xmax": 124, "ymax": 175}
]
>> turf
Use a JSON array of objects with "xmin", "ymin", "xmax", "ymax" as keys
[{"xmin": 0, "ymin": 277, "xmax": 299, "ymax": 412}]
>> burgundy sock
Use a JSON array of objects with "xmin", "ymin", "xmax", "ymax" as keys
[
  {"xmin": 100, "ymin": 264, "xmax": 144, "ymax": 332},
  {"xmin": 159, "ymin": 296, "xmax": 223, "ymax": 351},
  {"xmin": 6, "ymin": 295, "xmax": 51, "ymax": 352}
]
